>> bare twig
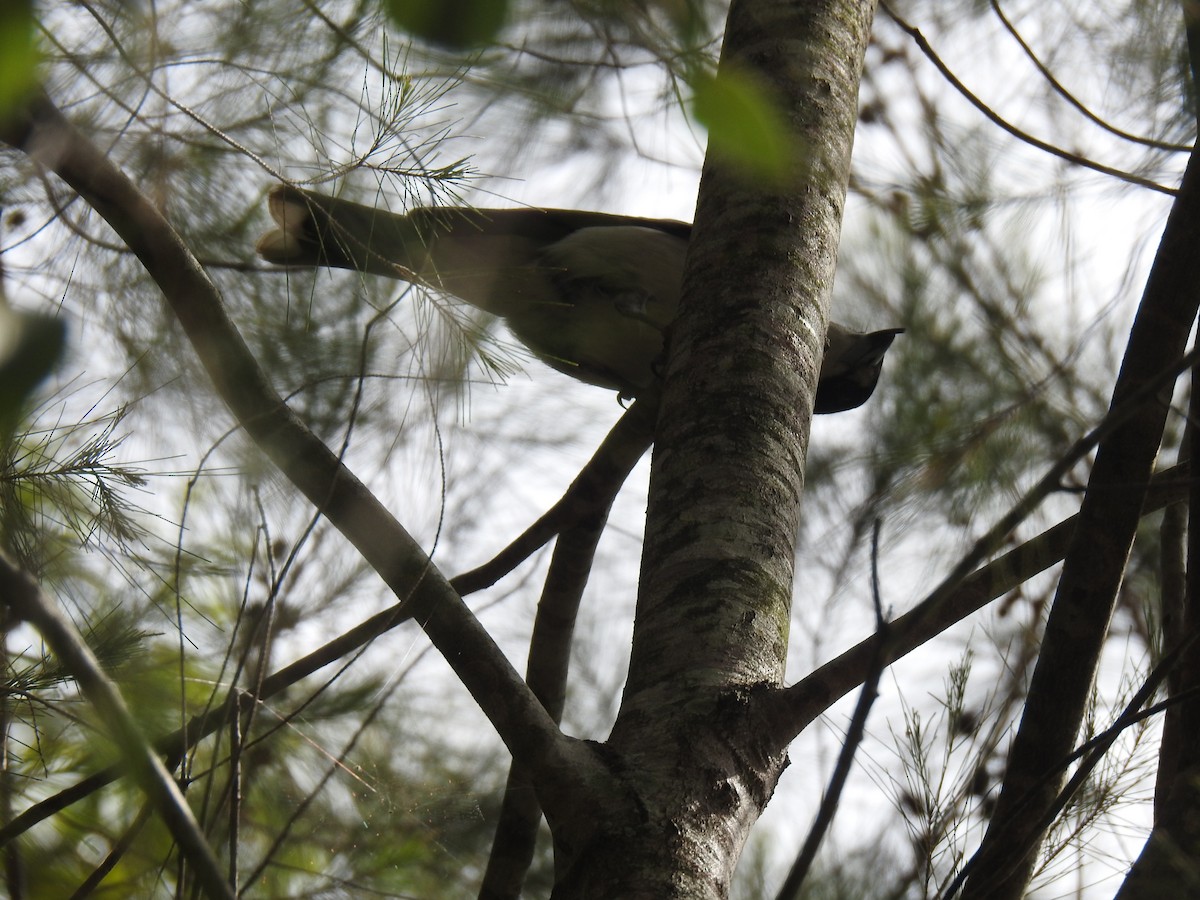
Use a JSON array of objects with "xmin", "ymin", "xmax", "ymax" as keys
[
  {"xmin": 940, "ymin": 635, "xmax": 1200, "ymax": 898},
  {"xmin": 480, "ymin": 509, "xmax": 612, "ymax": 899},
  {"xmin": 775, "ymin": 520, "xmax": 889, "ymax": 900},
  {"xmin": 67, "ymin": 804, "xmax": 152, "ymax": 900},
  {"xmin": 0, "ymin": 553, "xmax": 235, "ymax": 900},
  {"xmin": 767, "ymin": 309, "xmax": 1200, "ymax": 716},
  {"xmin": 0, "ymin": 401, "xmax": 650, "ymax": 847},
  {"xmin": 0, "ymin": 90, "xmax": 583, "ymax": 812},
  {"xmin": 882, "ymin": 2, "xmax": 1178, "ymax": 196},
  {"xmin": 989, "ymin": 0, "xmax": 1191, "ymax": 154},
  {"xmin": 477, "ymin": 407, "xmax": 652, "ymax": 897},
  {"xmin": 768, "ymin": 462, "xmax": 1193, "ymax": 738},
  {"xmin": 957, "ymin": 138, "xmax": 1200, "ymax": 900},
  {"xmin": 452, "ymin": 400, "xmax": 655, "ymax": 595}
]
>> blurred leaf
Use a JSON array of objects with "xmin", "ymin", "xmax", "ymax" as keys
[
  {"xmin": 691, "ymin": 65, "xmax": 796, "ymax": 184},
  {"xmin": 0, "ymin": 307, "xmax": 66, "ymax": 433},
  {"xmin": 0, "ymin": 1, "xmax": 38, "ymax": 116},
  {"xmin": 383, "ymin": 0, "xmax": 508, "ymax": 50}
]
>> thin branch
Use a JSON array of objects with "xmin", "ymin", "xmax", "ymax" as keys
[
  {"xmin": 1157, "ymin": 480, "xmax": 1188, "ymax": 818},
  {"xmin": 0, "ymin": 595, "xmax": 434, "ymax": 844},
  {"xmin": 226, "ymin": 711, "xmax": 240, "ymax": 892},
  {"xmin": 958, "ymin": 140, "xmax": 1200, "ymax": 900},
  {"xmin": 941, "ymin": 636, "xmax": 1200, "ymax": 899},
  {"xmin": 1109, "ymin": 16, "xmax": 1200, "ymax": 897},
  {"xmin": 480, "ymin": 509, "xmax": 611, "ymax": 900},
  {"xmin": 768, "ymin": 462, "xmax": 1193, "ymax": 738},
  {"xmin": 775, "ymin": 520, "xmax": 889, "ymax": 900},
  {"xmin": 0, "ymin": 397, "xmax": 649, "ymax": 847},
  {"xmin": 0, "ymin": 553, "xmax": 235, "ymax": 900},
  {"xmin": 990, "ymin": 0, "xmax": 1191, "ymax": 154},
  {"xmin": 1156, "ymin": 355, "xmax": 1194, "ymax": 820},
  {"xmin": 882, "ymin": 2, "xmax": 1178, "ymax": 196},
  {"xmin": 67, "ymin": 803, "xmax": 152, "ymax": 900},
  {"xmin": 773, "ymin": 325, "xmax": 1200, "ymax": 751},
  {"xmin": 452, "ymin": 400, "xmax": 655, "ymax": 596},
  {"xmin": 237, "ymin": 668, "xmax": 402, "ymax": 895},
  {"xmin": 73, "ymin": 1, "xmax": 284, "ymax": 183},
  {"xmin": 0, "ymin": 91, "xmax": 582, "ymax": 802},
  {"xmin": 768, "ymin": 333, "xmax": 1200, "ymax": 735}
]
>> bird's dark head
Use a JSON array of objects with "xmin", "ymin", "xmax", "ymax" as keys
[{"xmin": 814, "ymin": 327, "xmax": 903, "ymax": 414}]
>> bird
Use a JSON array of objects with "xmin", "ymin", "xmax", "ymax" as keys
[{"xmin": 256, "ymin": 185, "xmax": 902, "ymax": 413}]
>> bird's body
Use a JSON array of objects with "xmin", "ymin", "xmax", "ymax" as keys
[{"xmin": 257, "ymin": 186, "xmax": 901, "ymax": 412}]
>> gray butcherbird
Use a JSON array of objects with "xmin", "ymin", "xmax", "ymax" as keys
[{"xmin": 257, "ymin": 186, "xmax": 902, "ymax": 413}]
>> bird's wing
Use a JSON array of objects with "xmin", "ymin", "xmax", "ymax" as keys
[{"xmin": 502, "ymin": 225, "xmax": 688, "ymax": 393}]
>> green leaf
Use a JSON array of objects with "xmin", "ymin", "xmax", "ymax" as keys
[
  {"xmin": 691, "ymin": 66, "xmax": 797, "ymax": 184},
  {"xmin": 0, "ymin": 1, "xmax": 38, "ymax": 117},
  {"xmin": 383, "ymin": 0, "xmax": 508, "ymax": 50},
  {"xmin": 0, "ymin": 308, "xmax": 67, "ymax": 431}
]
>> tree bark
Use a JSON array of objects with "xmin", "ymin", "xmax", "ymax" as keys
[
  {"xmin": 1116, "ymin": 763, "xmax": 1200, "ymax": 899},
  {"xmin": 550, "ymin": 0, "xmax": 878, "ymax": 895}
]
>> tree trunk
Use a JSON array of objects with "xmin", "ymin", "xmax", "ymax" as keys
[{"xmin": 549, "ymin": 0, "xmax": 878, "ymax": 894}]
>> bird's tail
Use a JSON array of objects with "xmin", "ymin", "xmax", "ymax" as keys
[
  {"xmin": 256, "ymin": 185, "xmax": 432, "ymax": 279},
  {"xmin": 256, "ymin": 187, "xmax": 585, "ymax": 316}
]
